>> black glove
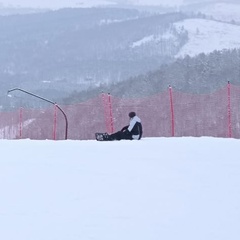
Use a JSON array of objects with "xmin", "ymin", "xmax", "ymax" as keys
[{"xmin": 121, "ymin": 126, "xmax": 129, "ymax": 132}]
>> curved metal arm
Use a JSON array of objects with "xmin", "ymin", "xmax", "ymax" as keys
[
  {"xmin": 54, "ymin": 104, "xmax": 68, "ymax": 140},
  {"xmin": 7, "ymin": 88, "xmax": 68, "ymax": 140}
]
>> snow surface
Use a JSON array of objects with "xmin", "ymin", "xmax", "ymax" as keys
[
  {"xmin": 174, "ymin": 19, "xmax": 240, "ymax": 58},
  {"xmin": 132, "ymin": 35, "xmax": 154, "ymax": 48},
  {"xmin": 1, "ymin": 137, "xmax": 240, "ymax": 240},
  {"xmin": 131, "ymin": 31, "xmax": 177, "ymax": 48}
]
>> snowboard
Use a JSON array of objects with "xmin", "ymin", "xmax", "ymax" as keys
[{"xmin": 95, "ymin": 132, "xmax": 110, "ymax": 141}]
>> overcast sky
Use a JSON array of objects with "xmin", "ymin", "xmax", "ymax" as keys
[
  {"xmin": 0, "ymin": 0, "xmax": 79, "ymax": 8},
  {"xmin": 0, "ymin": 0, "xmax": 186, "ymax": 9}
]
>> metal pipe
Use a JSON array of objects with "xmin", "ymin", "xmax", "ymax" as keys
[{"xmin": 7, "ymin": 88, "xmax": 68, "ymax": 140}]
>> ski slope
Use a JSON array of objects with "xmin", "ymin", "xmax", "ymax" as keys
[
  {"xmin": 174, "ymin": 18, "xmax": 240, "ymax": 58},
  {"xmin": 0, "ymin": 137, "xmax": 240, "ymax": 240}
]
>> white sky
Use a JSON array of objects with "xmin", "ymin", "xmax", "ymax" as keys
[
  {"xmin": 0, "ymin": 0, "xmax": 185, "ymax": 9},
  {"xmin": 0, "ymin": 137, "xmax": 240, "ymax": 240},
  {"xmin": 0, "ymin": 0, "xmax": 81, "ymax": 8}
]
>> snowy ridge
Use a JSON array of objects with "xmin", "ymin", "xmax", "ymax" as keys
[
  {"xmin": 174, "ymin": 18, "xmax": 240, "ymax": 58},
  {"xmin": 130, "ymin": 18, "xmax": 240, "ymax": 58},
  {"xmin": 0, "ymin": 137, "xmax": 239, "ymax": 239},
  {"xmin": 131, "ymin": 35, "xmax": 154, "ymax": 48},
  {"xmin": 194, "ymin": 3, "xmax": 240, "ymax": 23},
  {"xmin": 131, "ymin": 30, "xmax": 177, "ymax": 48}
]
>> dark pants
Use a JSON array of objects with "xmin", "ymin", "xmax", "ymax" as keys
[{"xmin": 108, "ymin": 131, "xmax": 132, "ymax": 141}]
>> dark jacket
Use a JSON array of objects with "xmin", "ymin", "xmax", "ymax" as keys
[{"xmin": 122, "ymin": 115, "xmax": 143, "ymax": 140}]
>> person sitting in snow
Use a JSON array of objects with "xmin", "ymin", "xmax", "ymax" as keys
[{"xmin": 106, "ymin": 112, "xmax": 143, "ymax": 141}]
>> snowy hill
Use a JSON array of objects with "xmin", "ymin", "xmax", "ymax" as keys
[
  {"xmin": 188, "ymin": 2, "xmax": 240, "ymax": 23},
  {"xmin": 1, "ymin": 1, "xmax": 240, "ymax": 106},
  {"xmin": 0, "ymin": 137, "xmax": 240, "ymax": 240},
  {"xmin": 129, "ymin": 18, "xmax": 240, "ymax": 59},
  {"xmin": 174, "ymin": 18, "xmax": 240, "ymax": 58}
]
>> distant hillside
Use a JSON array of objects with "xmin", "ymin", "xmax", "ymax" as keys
[
  {"xmin": 181, "ymin": 2, "xmax": 240, "ymax": 24},
  {"xmin": 64, "ymin": 48, "xmax": 240, "ymax": 102},
  {"xmin": 2, "ymin": 7, "xmax": 240, "ymax": 110},
  {"xmin": 174, "ymin": 18, "xmax": 240, "ymax": 58}
]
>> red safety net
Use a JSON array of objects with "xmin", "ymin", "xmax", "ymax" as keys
[{"xmin": 1, "ymin": 83, "xmax": 240, "ymax": 140}]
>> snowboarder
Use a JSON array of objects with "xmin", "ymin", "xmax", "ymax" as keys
[{"xmin": 95, "ymin": 112, "xmax": 143, "ymax": 141}]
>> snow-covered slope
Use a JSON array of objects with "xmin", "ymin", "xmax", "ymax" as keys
[
  {"xmin": 129, "ymin": 18, "xmax": 240, "ymax": 59},
  {"xmin": 174, "ymin": 18, "xmax": 240, "ymax": 58},
  {"xmin": 0, "ymin": 137, "xmax": 240, "ymax": 240}
]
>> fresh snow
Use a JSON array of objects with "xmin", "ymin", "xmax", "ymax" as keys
[
  {"xmin": 0, "ymin": 137, "xmax": 240, "ymax": 240},
  {"xmin": 130, "ymin": 18, "xmax": 240, "ymax": 58},
  {"xmin": 174, "ymin": 18, "xmax": 240, "ymax": 58},
  {"xmin": 131, "ymin": 31, "xmax": 177, "ymax": 48},
  {"xmin": 131, "ymin": 35, "xmax": 154, "ymax": 48}
]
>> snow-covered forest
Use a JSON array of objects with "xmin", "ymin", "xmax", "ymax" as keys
[{"xmin": 0, "ymin": 0, "xmax": 240, "ymax": 109}]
